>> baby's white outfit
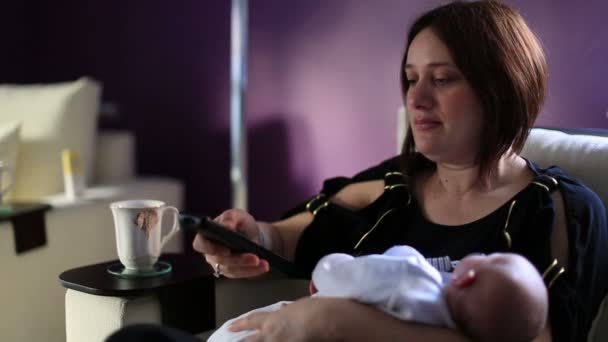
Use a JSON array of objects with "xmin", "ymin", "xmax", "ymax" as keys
[{"xmin": 208, "ymin": 245, "xmax": 456, "ymax": 342}]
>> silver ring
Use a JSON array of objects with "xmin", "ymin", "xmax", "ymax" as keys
[{"xmin": 213, "ymin": 263, "xmax": 222, "ymax": 278}]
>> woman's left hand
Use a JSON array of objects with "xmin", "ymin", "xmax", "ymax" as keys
[{"xmin": 228, "ymin": 297, "xmax": 334, "ymax": 342}]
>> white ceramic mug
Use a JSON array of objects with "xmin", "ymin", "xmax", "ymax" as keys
[
  {"xmin": 0, "ymin": 161, "xmax": 14, "ymax": 205},
  {"xmin": 110, "ymin": 199, "xmax": 180, "ymax": 272}
]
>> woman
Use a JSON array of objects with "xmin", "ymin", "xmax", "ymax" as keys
[{"xmin": 197, "ymin": 1, "xmax": 607, "ymax": 341}]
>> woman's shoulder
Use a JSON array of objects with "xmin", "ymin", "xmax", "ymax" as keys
[
  {"xmin": 528, "ymin": 161, "xmax": 605, "ymax": 214},
  {"xmin": 329, "ymin": 156, "xmax": 403, "ymax": 211},
  {"xmin": 317, "ymin": 155, "xmax": 401, "ymax": 193},
  {"xmin": 281, "ymin": 156, "xmax": 402, "ymax": 218},
  {"xmin": 347, "ymin": 155, "xmax": 402, "ymax": 183},
  {"xmin": 329, "ymin": 179, "xmax": 385, "ymax": 211}
]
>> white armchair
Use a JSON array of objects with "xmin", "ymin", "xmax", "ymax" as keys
[
  {"xmin": 0, "ymin": 79, "xmax": 185, "ymax": 342},
  {"xmin": 200, "ymin": 126, "xmax": 608, "ymax": 342}
]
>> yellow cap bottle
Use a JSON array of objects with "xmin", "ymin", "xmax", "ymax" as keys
[{"xmin": 62, "ymin": 149, "xmax": 85, "ymax": 199}]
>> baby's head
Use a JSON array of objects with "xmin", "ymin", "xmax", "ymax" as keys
[{"xmin": 445, "ymin": 253, "xmax": 548, "ymax": 342}]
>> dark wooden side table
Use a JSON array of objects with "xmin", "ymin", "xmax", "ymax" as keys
[
  {"xmin": 1, "ymin": 202, "xmax": 52, "ymax": 253},
  {"xmin": 59, "ymin": 253, "xmax": 216, "ymax": 336}
]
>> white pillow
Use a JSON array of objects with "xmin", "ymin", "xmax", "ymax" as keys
[
  {"xmin": 522, "ymin": 128, "xmax": 608, "ymax": 209},
  {"xmin": 0, "ymin": 121, "xmax": 21, "ymax": 200},
  {"xmin": 0, "ymin": 77, "xmax": 101, "ymax": 200}
]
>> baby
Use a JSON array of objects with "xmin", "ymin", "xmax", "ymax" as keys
[{"xmin": 209, "ymin": 246, "xmax": 548, "ymax": 342}]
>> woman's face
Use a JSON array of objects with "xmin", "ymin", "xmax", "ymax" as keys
[{"xmin": 404, "ymin": 28, "xmax": 484, "ymax": 166}]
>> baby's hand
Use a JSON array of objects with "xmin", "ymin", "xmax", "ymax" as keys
[{"xmin": 309, "ymin": 280, "xmax": 318, "ymax": 295}]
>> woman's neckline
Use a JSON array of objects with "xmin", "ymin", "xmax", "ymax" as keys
[{"xmin": 409, "ymin": 156, "xmax": 541, "ymax": 229}]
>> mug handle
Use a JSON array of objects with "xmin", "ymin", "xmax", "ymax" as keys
[
  {"xmin": 0, "ymin": 165, "xmax": 14, "ymax": 197},
  {"xmin": 160, "ymin": 206, "xmax": 180, "ymax": 249}
]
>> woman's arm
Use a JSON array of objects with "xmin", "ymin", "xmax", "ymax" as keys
[
  {"xmin": 550, "ymin": 190, "xmax": 569, "ymax": 268},
  {"xmin": 262, "ymin": 180, "xmax": 385, "ymax": 260},
  {"xmin": 231, "ymin": 297, "xmax": 471, "ymax": 342},
  {"xmin": 533, "ymin": 324, "xmax": 552, "ymax": 342},
  {"xmin": 532, "ymin": 190, "xmax": 570, "ymax": 342},
  {"xmin": 258, "ymin": 212, "xmax": 312, "ymax": 260},
  {"xmin": 323, "ymin": 298, "xmax": 471, "ymax": 342},
  {"xmin": 196, "ymin": 180, "xmax": 384, "ymax": 277}
]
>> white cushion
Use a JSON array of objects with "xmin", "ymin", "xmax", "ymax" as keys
[
  {"xmin": 65, "ymin": 289, "xmax": 161, "ymax": 342},
  {"xmin": 0, "ymin": 121, "xmax": 21, "ymax": 200},
  {"xmin": 522, "ymin": 128, "xmax": 608, "ymax": 209},
  {"xmin": 94, "ymin": 131, "xmax": 136, "ymax": 184},
  {"xmin": 588, "ymin": 293, "xmax": 608, "ymax": 342},
  {"xmin": 0, "ymin": 78, "xmax": 101, "ymax": 199}
]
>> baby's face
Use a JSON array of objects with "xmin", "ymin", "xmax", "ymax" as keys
[
  {"xmin": 444, "ymin": 254, "xmax": 514, "ymax": 331},
  {"xmin": 445, "ymin": 253, "xmax": 548, "ymax": 341},
  {"xmin": 452, "ymin": 253, "xmax": 512, "ymax": 278}
]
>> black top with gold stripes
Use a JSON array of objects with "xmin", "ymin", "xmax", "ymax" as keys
[{"xmin": 288, "ymin": 155, "xmax": 607, "ymax": 342}]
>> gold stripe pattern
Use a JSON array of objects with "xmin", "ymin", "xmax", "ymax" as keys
[
  {"xmin": 531, "ymin": 181, "xmax": 550, "ymax": 192},
  {"xmin": 547, "ymin": 267, "xmax": 565, "ymax": 288},
  {"xmin": 312, "ymin": 202, "xmax": 329, "ymax": 216},
  {"xmin": 384, "ymin": 184, "xmax": 407, "ymax": 190},
  {"xmin": 503, "ymin": 200, "xmax": 517, "ymax": 249},
  {"xmin": 305, "ymin": 194, "xmax": 326, "ymax": 211},
  {"xmin": 539, "ymin": 174, "xmax": 558, "ymax": 186},
  {"xmin": 542, "ymin": 258, "xmax": 566, "ymax": 289},
  {"xmin": 541, "ymin": 259, "xmax": 558, "ymax": 279},
  {"xmin": 354, "ymin": 208, "xmax": 397, "ymax": 250}
]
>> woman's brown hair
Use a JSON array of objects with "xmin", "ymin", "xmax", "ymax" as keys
[{"xmin": 400, "ymin": 0, "xmax": 547, "ymax": 182}]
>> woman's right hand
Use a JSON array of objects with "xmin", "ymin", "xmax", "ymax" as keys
[{"xmin": 192, "ymin": 208, "xmax": 270, "ymax": 278}]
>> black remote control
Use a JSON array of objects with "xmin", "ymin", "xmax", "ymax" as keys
[{"xmin": 180, "ymin": 213, "xmax": 301, "ymax": 277}]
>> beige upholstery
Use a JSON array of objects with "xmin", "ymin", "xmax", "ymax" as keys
[
  {"xmin": 589, "ymin": 294, "xmax": 608, "ymax": 342},
  {"xmin": 0, "ymin": 78, "xmax": 101, "ymax": 200},
  {"xmin": 93, "ymin": 131, "xmax": 136, "ymax": 184},
  {"xmin": 0, "ymin": 121, "xmax": 20, "ymax": 200},
  {"xmin": 214, "ymin": 277, "xmax": 310, "ymax": 326},
  {"xmin": 0, "ymin": 131, "xmax": 185, "ymax": 342},
  {"xmin": 65, "ymin": 290, "xmax": 162, "ymax": 342},
  {"xmin": 522, "ymin": 128, "xmax": 608, "ymax": 209}
]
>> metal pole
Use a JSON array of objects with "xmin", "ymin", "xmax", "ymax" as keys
[{"xmin": 230, "ymin": 0, "xmax": 248, "ymax": 210}]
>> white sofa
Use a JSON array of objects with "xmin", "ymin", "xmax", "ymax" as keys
[
  {"xmin": 0, "ymin": 130, "xmax": 185, "ymax": 342},
  {"xmin": 0, "ymin": 78, "xmax": 185, "ymax": 342}
]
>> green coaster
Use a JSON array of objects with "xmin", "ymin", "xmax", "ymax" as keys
[{"xmin": 107, "ymin": 261, "xmax": 172, "ymax": 279}]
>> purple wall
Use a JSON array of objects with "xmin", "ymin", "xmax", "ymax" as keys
[
  {"xmin": 510, "ymin": 0, "xmax": 608, "ymax": 128},
  {"xmin": 4, "ymin": 0, "xmax": 607, "ymax": 221},
  {"xmin": 0, "ymin": 1, "xmax": 34, "ymax": 82},
  {"xmin": 21, "ymin": 1, "xmax": 236, "ymax": 218},
  {"xmin": 245, "ymin": 0, "xmax": 608, "ymax": 217}
]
